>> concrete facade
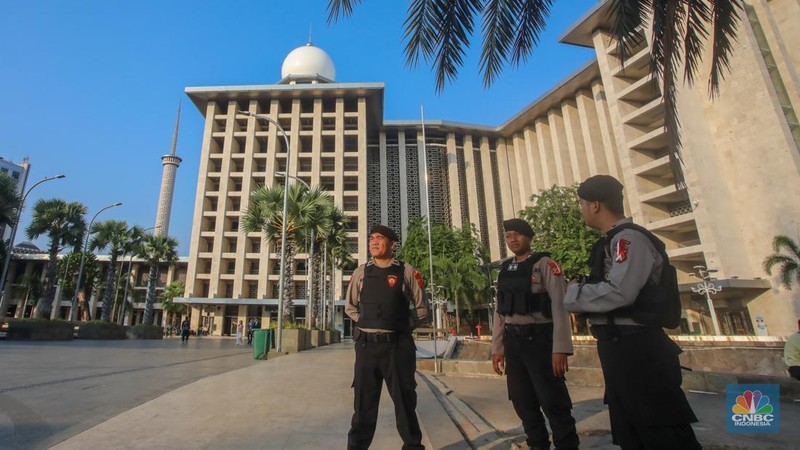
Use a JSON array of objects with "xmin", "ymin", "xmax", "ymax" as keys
[
  {"xmin": 181, "ymin": 1, "xmax": 799, "ymax": 336},
  {"xmin": 0, "ymin": 156, "xmax": 30, "ymax": 243}
]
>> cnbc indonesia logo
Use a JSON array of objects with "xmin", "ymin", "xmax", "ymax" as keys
[{"xmin": 727, "ymin": 385, "xmax": 779, "ymax": 433}]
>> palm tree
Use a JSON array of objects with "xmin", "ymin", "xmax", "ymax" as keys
[
  {"xmin": 0, "ymin": 173, "xmax": 21, "ymax": 263},
  {"xmin": 764, "ymin": 235, "xmax": 800, "ymax": 290},
  {"xmin": 26, "ymin": 199, "xmax": 86, "ymax": 319},
  {"xmin": 136, "ymin": 234, "xmax": 179, "ymax": 325},
  {"xmin": 327, "ymin": 1, "xmax": 741, "ymax": 94},
  {"xmin": 297, "ymin": 198, "xmax": 342, "ymax": 328},
  {"xmin": 241, "ymin": 183, "xmax": 334, "ymax": 323},
  {"xmin": 89, "ymin": 220, "xmax": 133, "ymax": 321},
  {"xmin": 160, "ymin": 281, "xmax": 186, "ymax": 332},
  {"xmin": 12, "ymin": 273, "xmax": 44, "ymax": 318}
]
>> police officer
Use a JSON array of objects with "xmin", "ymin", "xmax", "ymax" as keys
[
  {"xmin": 492, "ymin": 218, "xmax": 579, "ymax": 450},
  {"xmin": 346, "ymin": 224, "xmax": 428, "ymax": 450},
  {"xmin": 563, "ymin": 175, "xmax": 701, "ymax": 450}
]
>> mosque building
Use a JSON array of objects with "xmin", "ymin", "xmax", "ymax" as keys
[{"xmin": 180, "ymin": 0, "xmax": 800, "ymax": 336}]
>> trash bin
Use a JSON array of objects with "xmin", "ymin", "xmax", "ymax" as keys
[{"xmin": 253, "ymin": 329, "xmax": 273, "ymax": 360}]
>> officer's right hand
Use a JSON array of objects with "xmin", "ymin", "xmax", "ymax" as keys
[{"xmin": 491, "ymin": 354, "xmax": 505, "ymax": 375}]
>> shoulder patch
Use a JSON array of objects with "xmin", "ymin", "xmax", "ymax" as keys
[
  {"xmin": 546, "ymin": 260, "xmax": 563, "ymax": 276},
  {"xmin": 413, "ymin": 270, "xmax": 425, "ymax": 289},
  {"xmin": 614, "ymin": 239, "xmax": 631, "ymax": 263}
]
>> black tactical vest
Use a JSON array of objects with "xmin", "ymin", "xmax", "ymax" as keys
[
  {"xmin": 496, "ymin": 253, "xmax": 552, "ymax": 318},
  {"xmin": 357, "ymin": 263, "xmax": 410, "ymax": 332}
]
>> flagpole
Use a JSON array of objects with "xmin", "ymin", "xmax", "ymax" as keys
[{"xmin": 420, "ymin": 105, "xmax": 440, "ymax": 374}]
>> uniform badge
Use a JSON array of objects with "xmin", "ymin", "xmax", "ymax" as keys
[
  {"xmin": 615, "ymin": 239, "xmax": 631, "ymax": 263},
  {"xmin": 387, "ymin": 275, "xmax": 398, "ymax": 287},
  {"xmin": 508, "ymin": 263, "xmax": 519, "ymax": 271},
  {"xmin": 413, "ymin": 270, "xmax": 425, "ymax": 289},
  {"xmin": 547, "ymin": 260, "xmax": 563, "ymax": 276}
]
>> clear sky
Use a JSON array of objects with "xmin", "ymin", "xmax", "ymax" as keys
[{"xmin": 0, "ymin": 0, "xmax": 598, "ymax": 254}]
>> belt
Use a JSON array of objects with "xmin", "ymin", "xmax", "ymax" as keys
[
  {"xmin": 362, "ymin": 332, "xmax": 399, "ymax": 344},
  {"xmin": 504, "ymin": 323, "xmax": 552, "ymax": 338},
  {"xmin": 590, "ymin": 324, "xmax": 655, "ymax": 340}
]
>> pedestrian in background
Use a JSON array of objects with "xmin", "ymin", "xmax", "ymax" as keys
[
  {"xmin": 564, "ymin": 174, "xmax": 701, "ymax": 449},
  {"xmin": 236, "ymin": 320, "xmax": 244, "ymax": 346},
  {"xmin": 492, "ymin": 218, "xmax": 579, "ymax": 450},
  {"xmin": 785, "ymin": 319, "xmax": 800, "ymax": 380},
  {"xmin": 180, "ymin": 317, "xmax": 190, "ymax": 343},
  {"xmin": 345, "ymin": 224, "xmax": 428, "ymax": 450}
]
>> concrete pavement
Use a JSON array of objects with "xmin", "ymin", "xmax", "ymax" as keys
[{"xmin": 43, "ymin": 341, "xmax": 800, "ymax": 449}]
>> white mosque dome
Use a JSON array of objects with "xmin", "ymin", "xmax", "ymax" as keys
[{"xmin": 281, "ymin": 43, "xmax": 336, "ymax": 82}]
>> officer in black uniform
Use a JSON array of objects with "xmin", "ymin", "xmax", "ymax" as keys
[
  {"xmin": 492, "ymin": 218, "xmax": 579, "ymax": 450},
  {"xmin": 345, "ymin": 224, "xmax": 428, "ymax": 450},
  {"xmin": 564, "ymin": 175, "xmax": 701, "ymax": 450}
]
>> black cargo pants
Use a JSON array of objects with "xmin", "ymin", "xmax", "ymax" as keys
[
  {"xmin": 504, "ymin": 323, "xmax": 579, "ymax": 450},
  {"xmin": 347, "ymin": 332, "xmax": 423, "ymax": 450}
]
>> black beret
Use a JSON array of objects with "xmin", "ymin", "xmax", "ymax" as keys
[
  {"xmin": 369, "ymin": 224, "xmax": 399, "ymax": 242},
  {"xmin": 502, "ymin": 218, "xmax": 534, "ymax": 239},
  {"xmin": 577, "ymin": 175, "xmax": 624, "ymax": 201}
]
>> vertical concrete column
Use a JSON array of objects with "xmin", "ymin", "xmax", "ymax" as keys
[
  {"xmin": 379, "ymin": 131, "xmax": 388, "ymax": 225},
  {"xmin": 495, "ymin": 139, "xmax": 517, "ymax": 219},
  {"xmin": 357, "ymin": 97, "xmax": 369, "ymax": 257},
  {"xmin": 535, "ymin": 119, "xmax": 554, "ymax": 188},
  {"xmin": 462, "ymin": 135, "xmax": 481, "ymax": 229},
  {"xmin": 575, "ymin": 89, "xmax": 605, "ymax": 175},
  {"xmin": 479, "ymin": 137, "xmax": 501, "ymax": 260},
  {"xmin": 445, "ymin": 132, "xmax": 462, "ymax": 229},
  {"xmin": 547, "ymin": 108, "xmax": 572, "ymax": 186},
  {"xmin": 523, "ymin": 126, "xmax": 543, "ymax": 193},
  {"xmin": 398, "ymin": 131, "xmax": 410, "ymax": 236},
  {"xmin": 561, "ymin": 99, "xmax": 589, "ymax": 182},
  {"xmin": 261, "ymin": 99, "xmax": 280, "ymax": 299},
  {"xmin": 512, "ymin": 132, "xmax": 532, "ymax": 202}
]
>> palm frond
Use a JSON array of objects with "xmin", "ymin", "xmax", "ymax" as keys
[
  {"xmin": 403, "ymin": 0, "xmax": 439, "ymax": 68},
  {"xmin": 431, "ymin": 0, "xmax": 482, "ymax": 93},
  {"xmin": 773, "ymin": 235, "xmax": 800, "ymax": 258},
  {"xmin": 764, "ymin": 254, "xmax": 794, "ymax": 274},
  {"xmin": 479, "ymin": 0, "xmax": 518, "ymax": 87},
  {"xmin": 609, "ymin": 0, "xmax": 649, "ymax": 65},
  {"xmin": 683, "ymin": 0, "xmax": 711, "ymax": 85},
  {"xmin": 709, "ymin": 0, "xmax": 742, "ymax": 96},
  {"xmin": 779, "ymin": 261, "xmax": 799, "ymax": 290},
  {"xmin": 326, "ymin": 0, "xmax": 363, "ymax": 25},
  {"xmin": 510, "ymin": 0, "xmax": 555, "ymax": 67}
]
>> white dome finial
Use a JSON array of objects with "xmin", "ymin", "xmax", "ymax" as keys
[{"xmin": 280, "ymin": 43, "xmax": 336, "ymax": 83}]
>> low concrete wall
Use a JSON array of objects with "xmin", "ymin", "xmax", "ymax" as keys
[
  {"xmin": 77, "ymin": 323, "xmax": 127, "ymax": 340},
  {"xmin": 126, "ymin": 325, "xmax": 163, "ymax": 339},
  {"xmin": 6, "ymin": 320, "xmax": 74, "ymax": 340}
]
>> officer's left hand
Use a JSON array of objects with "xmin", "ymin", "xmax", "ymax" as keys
[{"xmin": 552, "ymin": 353, "xmax": 568, "ymax": 378}]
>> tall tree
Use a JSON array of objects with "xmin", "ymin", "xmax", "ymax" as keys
[
  {"xmin": 241, "ymin": 183, "xmax": 334, "ymax": 323},
  {"xmin": 763, "ymin": 235, "xmax": 800, "ymax": 290},
  {"xmin": 89, "ymin": 220, "xmax": 134, "ymax": 321},
  {"xmin": 0, "ymin": 173, "xmax": 21, "ymax": 264},
  {"xmin": 12, "ymin": 273, "xmax": 43, "ymax": 318},
  {"xmin": 56, "ymin": 250, "xmax": 99, "ymax": 319},
  {"xmin": 136, "ymin": 234, "xmax": 179, "ymax": 325},
  {"xmin": 160, "ymin": 281, "xmax": 186, "ymax": 330},
  {"xmin": 519, "ymin": 184, "xmax": 601, "ymax": 280},
  {"xmin": 25, "ymin": 199, "xmax": 86, "ymax": 319},
  {"xmin": 399, "ymin": 218, "xmax": 489, "ymax": 331}
]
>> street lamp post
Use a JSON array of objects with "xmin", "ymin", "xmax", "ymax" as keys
[
  {"xmin": 0, "ymin": 174, "xmax": 65, "ymax": 318},
  {"xmin": 69, "ymin": 202, "xmax": 122, "ymax": 321},
  {"xmin": 420, "ymin": 105, "xmax": 443, "ymax": 373},
  {"xmin": 691, "ymin": 265, "xmax": 722, "ymax": 335},
  {"xmin": 238, "ymin": 110, "xmax": 291, "ymax": 352}
]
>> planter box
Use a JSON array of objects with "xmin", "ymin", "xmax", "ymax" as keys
[
  {"xmin": 77, "ymin": 322, "xmax": 127, "ymax": 340},
  {"xmin": 331, "ymin": 330, "xmax": 341, "ymax": 343},
  {"xmin": 6, "ymin": 320, "xmax": 74, "ymax": 341},
  {"xmin": 126, "ymin": 325, "xmax": 164, "ymax": 339},
  {"xmin": 323, "ymin": 330, "xmax": 334, "ymax": 345},
  {"xmin": 310, "ymin": 330, "xmax": 323, "ymax": 347},
  {"xmin": 281, "ymin": 328, "xmax": 310, "ymax": 353}
]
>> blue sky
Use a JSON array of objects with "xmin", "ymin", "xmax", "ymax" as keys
[{"xmin": 0, "ymin": 0, "xmax": 598, "ymax": 254}]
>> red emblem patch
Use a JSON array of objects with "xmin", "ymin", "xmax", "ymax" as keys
[
  {"xmin": 615, "ymin": 239, "xmax": 631, "ymax": 263},
  {"xmin": 387, "ymin": 275, "xmax": 398, "ymax": 287},
  {"xmin": 413, "ymin": 270, "xmax": 425, "ymax": 289},
  {"xmin": 547, "ymin": 260, "xmax": 563, "ymax": 276}
]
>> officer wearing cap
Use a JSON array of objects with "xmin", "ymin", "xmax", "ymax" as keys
[
  {"xmin": 492, "ymin": 218, "xmax": 579, "ymax": 450},
  {"xmin": 564, "ymin": 175, "xmax": 701, "ymax": 449},
  {"xmin": 345, "ymin": 224, "xmax": 428, "ymax": 450}
]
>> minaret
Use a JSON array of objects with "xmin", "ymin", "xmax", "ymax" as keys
[{"xmin": 155, "ymin": 102, "xmax": 183, "ymax": 236}]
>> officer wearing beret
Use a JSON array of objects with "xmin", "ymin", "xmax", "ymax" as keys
[
  {"xmin": 492, "ymin": 218, "xmax": 579, "ymax": 450},
  {"xmin": 345, "ymin": 224, "xmax": 428, "ymax": 450},
  {"xmin": 564, "ymin": 175, "xmax": 701, "ymax": 449}
]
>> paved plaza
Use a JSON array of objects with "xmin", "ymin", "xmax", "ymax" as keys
[{"xmin": 1, "ymin": 339, "xmax": 799, "ymax": 449}]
